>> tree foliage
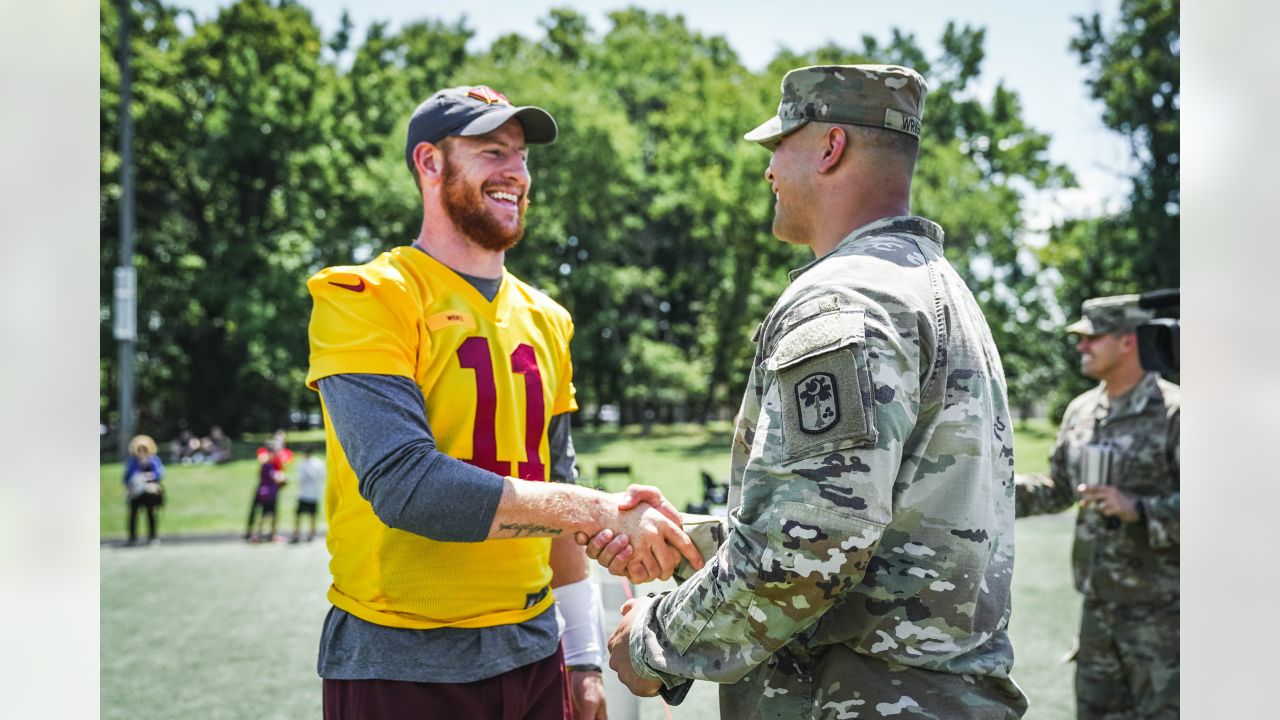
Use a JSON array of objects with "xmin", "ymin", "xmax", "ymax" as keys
[
  {"xmin": 102, "ymin": 1, "xmax": 1124, "ymax": 438},
  {"xmin": 1073, "ymin": 0, "xmax": 1179, "ymax": 279},
  {"xmin": 1038, "ymin": 0, "xmax": 1180, "ymax": 418}
]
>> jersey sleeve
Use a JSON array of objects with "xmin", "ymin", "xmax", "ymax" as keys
[
  {"xmin": 305, "ymin": 266, "xmax": 422, "ymax": 389},
  {"xmin": 550, "ymin": 308, "xmax": 578, "ymax": 416},
  {"xmin": 632, "ymin": 301, "xmax": 918, "ymax": 685}
]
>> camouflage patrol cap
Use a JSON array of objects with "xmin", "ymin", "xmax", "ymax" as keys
[
  {"xmin": 1066, "ymin": 294, "xmax": 1154, "ymax": 335},
  {"xmin": 744, "ymin": 64, "xmax": 927, "ymax": 150}
]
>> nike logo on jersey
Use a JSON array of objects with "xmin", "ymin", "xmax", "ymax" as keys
[{"xmin": 329, "ymin": 278, "xmax": 366, "ymax": 292}]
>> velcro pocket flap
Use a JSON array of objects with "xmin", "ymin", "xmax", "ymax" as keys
[{"xmin": 766, "ymin": 307, "xmax": 864, "ymax": 372}]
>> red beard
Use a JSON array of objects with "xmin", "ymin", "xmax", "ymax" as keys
[{"xmin": 441, "ymin": 154, "xmax": 528, "ymax": 253}]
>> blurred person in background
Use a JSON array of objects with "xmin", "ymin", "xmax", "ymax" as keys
[
  {"xmin": 248, "ymin": 447, "xmax": 289, "ymax": 543},
  {"xmin": 1015, "ymin": 294, "xmax": 1180, "ymax": 719},
  {"xmin": 124, "ymin": 434, "xmax": 165, "ymax": 546},
  {"xmin": 291, "ymin": 447, "xmax": 325, "ymax": 543},
  {"xmin": 245, "ymin": 432, "xmax": 294, "ymax": 540}
]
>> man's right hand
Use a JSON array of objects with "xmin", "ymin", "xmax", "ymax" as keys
[
  {"xmin": 576, "ymin": 488, "xmax": 703, "ymax": 582},
  {"xmin": 573, "ymin": 485, "xmax": 680, "ymax": 547},
  {"xmin": 619, "ymin": 501, "xmax": 701, "ymax": 581}
]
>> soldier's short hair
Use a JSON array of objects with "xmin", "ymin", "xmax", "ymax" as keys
[{"xmin": 842, "ymin": 123, "xmax": 920, "ymax": 173}]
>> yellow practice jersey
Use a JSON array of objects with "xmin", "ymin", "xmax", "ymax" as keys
[{"xmin": 305, "ymin": 245, "xmax": 577, "ymax": 629}]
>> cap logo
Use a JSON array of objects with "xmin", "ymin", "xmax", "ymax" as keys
[{"xmin": 466, "ymin": 86, "xmax": 510, "ymax": 105}]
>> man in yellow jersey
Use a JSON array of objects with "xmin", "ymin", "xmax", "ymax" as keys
[{"xmin": 306, "ymin": 85, "xmax": 702, "ymax": 720}]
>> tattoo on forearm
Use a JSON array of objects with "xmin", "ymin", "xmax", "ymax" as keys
[{"xmin": 498, "ymin": 522, "xmax": 563, "ymax": 537}]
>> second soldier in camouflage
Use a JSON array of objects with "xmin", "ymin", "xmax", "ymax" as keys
[{"xmin": 1016, "ymin": 295, "xmax": 1180, "ymax": 719}]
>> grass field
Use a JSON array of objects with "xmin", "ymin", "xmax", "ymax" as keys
[
  {"xmin": 101, "ymin": 419, "xmax": 1078, "ymax": 718},
  {"xmin": 101, "ymin": 421, "xmax": 1058, "ymax": 539}
]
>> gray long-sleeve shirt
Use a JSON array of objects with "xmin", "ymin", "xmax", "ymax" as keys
[
  {"xmin": 315, "ymin": 258, "xmax": 581, "ymax": 683},
  {"xmin": 317, "ymin": 371, "xmax": 578, "ymax": 681},
  {"xmin": 315, "ymin": 372, "xmax": 578, "ymax": 683}
]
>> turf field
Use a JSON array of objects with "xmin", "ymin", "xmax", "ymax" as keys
[{"xmin": 101, "ymin": 420, "xmax": 1078, "ymax": 718}]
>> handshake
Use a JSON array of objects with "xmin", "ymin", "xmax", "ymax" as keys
[
  {"xmin": 573, "ymin": 485, "xmax": 726, "ymax": 585},
  {"xmin": 571, "ymin": 485, "xmax": 730, "ymax": 700}
]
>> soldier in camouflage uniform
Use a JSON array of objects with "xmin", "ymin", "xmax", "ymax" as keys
[
  {"xmin": 1015, "ymin": 296, "xmax": 1180, "ymax": 720},
  {"xmin": 602, "ymin": 65, "xmax": 1028, "ymax": 719}
]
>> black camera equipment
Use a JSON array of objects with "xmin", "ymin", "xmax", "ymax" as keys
[{"xmin": 1136, "ymin": 288, "xmax": 1179, "ymax": 374}]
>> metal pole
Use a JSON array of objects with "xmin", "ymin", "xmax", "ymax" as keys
[{"xmin": 116, "ymin": 0, "xmax": 137, "ymax": 458}]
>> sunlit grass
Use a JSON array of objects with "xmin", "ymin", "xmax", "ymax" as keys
[{"xmin": 101, "ymin": 421, "xmax": 1077, "ymax": 718}]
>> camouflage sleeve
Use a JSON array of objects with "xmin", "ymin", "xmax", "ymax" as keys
[
  {"xmin": 1014, "ymin": 413, "xmax": 1077, "ymax": 517},
  {"xmin": 630, "ymin": 305, "xmax": 910, "ymax": 686},
  {"xmin": 1140, "ymin": 405, "xmax": 1179, "ymax": 548}
]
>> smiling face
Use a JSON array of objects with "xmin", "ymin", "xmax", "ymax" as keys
[
  {"xmin": 439, "ymin": 119, "xmax": 531, "ymax": 252},
  {"xmin": 1075, "ymin": 331, "xmax": 1136, "ymax": 381},
  {"xmin": 764, "ymin": 126, "xmax": 818, "ymax": 246}
]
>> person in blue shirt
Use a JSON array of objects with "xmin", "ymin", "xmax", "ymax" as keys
[{"xmin": 123, "ymin": 434, "xmax": 165, "ymax": 546}]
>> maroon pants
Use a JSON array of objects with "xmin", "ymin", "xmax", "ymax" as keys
[{"xmin": 323, "ymin": 646, "xmax": 570, "ymax": 720}]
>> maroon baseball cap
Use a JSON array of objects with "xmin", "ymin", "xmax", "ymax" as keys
[{"xmin": 404, "ymin": 85, "xmax": 558, "ymax": 170}]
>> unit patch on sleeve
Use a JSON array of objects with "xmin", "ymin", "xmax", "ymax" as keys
[
  {"xmin": 796, "ymin": 372, "xmax": 840, "ymax": 433},
  {"xmin": 768, "ymin": 307, "xmax": 877, "ymax": 459}
]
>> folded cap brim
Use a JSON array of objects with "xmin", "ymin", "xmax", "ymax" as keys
[
  {"xmin": 743, "ymin": 115, "xmax": 808, "ymax": 150},
  {"xmin": 455, "ymin": 105, "xmax": 558, "ymax": 145},
  {"xmin": 1065, "ymin": 318, "xmax": 1096, "ymax": 335}
]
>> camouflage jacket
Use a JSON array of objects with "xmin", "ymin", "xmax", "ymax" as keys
[
  {"xmin": 1015, "ymin": 373, "xmax": 1180, "ymax": 603},
  {"xmin": 630, "ymin": 217, "xmax": 1027, "ymax": 718}
]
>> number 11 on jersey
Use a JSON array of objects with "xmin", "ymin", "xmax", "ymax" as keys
[{"xmin": 456, "ymin": 336, "xmax": 547, "ymax": 481}]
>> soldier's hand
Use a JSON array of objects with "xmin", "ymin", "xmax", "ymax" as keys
[
  {"xmin": 608, "ymin": 596, "xmax": 663, "ymax": 697},
  {"xmin": 581, "ymin": 503, "xmax": 703, "ymax": 581},
  {"xmin": 612, "ymin": 503, "xmax": 702, "ymax": 581},
  {"xmin": 576, "ymin": 530, "xmax": 654, "ymax": 583},
  {"xmin": 615, "ymin": 485, "xmax": 683, "ymax": 525},
  {"xmin": 624, "ymin": 561, "xmax": 652, "ymax": 584},
  {"xmin": 1077, "ymin": 484, "xmax": 1140, "ymax": 523},
  {"xmin": 578, "ymin": 490, "xmax": 704, "ymax": 580}
]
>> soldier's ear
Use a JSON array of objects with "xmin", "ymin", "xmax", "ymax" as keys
[
  {"xmin": 817, "ymin": 126, "xmax": 847, "ymax": 174},
  {"xmin": 1118, "ymin": 332, "xmax": 1139, "ymax": 353}
]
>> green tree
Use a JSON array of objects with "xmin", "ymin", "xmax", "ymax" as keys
[
  {"xmin": 101, "ymin": 3, "xmax": 1088, "ymax": 438},
  {"xmin": 1072, "ymin": 0, "xmax": 1179, "ymax": 285},
  {"xmin": 1039, "ymin": 0, "xmax": 1180, "ymax": 418},
  {"xmin": 102, "ymin": 0, "xmax": 356, "ymax": 436},
  {"xmin": 464, "ymin": 9, "xmax": 787, "ymax": 424},
  {"xmin": 320, "ymin": 16, "xmax": 475, "ymax": 266}
]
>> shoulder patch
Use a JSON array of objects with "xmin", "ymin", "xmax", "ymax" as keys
[
  {"xmin": 795, "ymin": 372, "xmax": 840, "ymax": 433},
  {"xmin": 768, "ymin": 309, "xmax": 878, "ymax": 460}
]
